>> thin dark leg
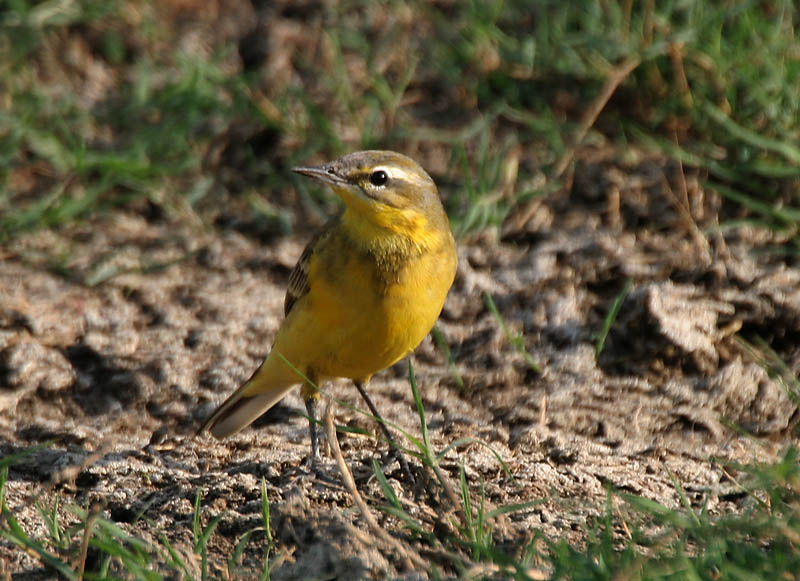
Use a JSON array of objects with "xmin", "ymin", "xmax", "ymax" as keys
[
  {"xmin": 305, "ymin": 398, "xmax": 320, "ymax": 467},
  {"xmin": 353, "ymin": 380, "xmax": 414, "ymax": 483},
  {"xmin": 299, "ymin": 397, "xmax": 340, "ymax": 485}
]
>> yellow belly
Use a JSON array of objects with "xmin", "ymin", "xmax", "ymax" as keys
[{"xmin": 271, "ymin": 234, "xmax": 456, "ymax": 383}]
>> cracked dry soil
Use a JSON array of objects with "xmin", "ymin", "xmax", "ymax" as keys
[{"xmin": 2, "ymin": 151, "xmax": 799, "ymax": 578}]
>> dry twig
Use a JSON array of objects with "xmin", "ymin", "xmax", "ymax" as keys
[{"xmin": 322, "ymin": 405, "xmax": 428, "ymax": 571}]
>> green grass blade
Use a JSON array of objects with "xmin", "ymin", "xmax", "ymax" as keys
[
  {"xmin": 0, "ymin": 441, "xmax": 55, "ymax": 469},
  {"xmin": 711, "ymin": 181, "xmax": 800, "ymax": 224},
  {"xmin": 459, "ymin": 465, "xmax": 474, "ymax": 542},
  {"xmin": 434, "ymin": 437, "xmax": 515, "ymax": 483},
  {"xmin": 483, "ymin": 292, "xmax": 541, "ymax": 372},
  {"xmin": 260, "ymin": 476, "xmax": 272, "ymax": 581},
  {"xmin": 371, "ymin": 459, "xmax": 402, "ymax": 510},
  {"xmin": 159, "ymin": 532, "xmax": 194, "ymax": 579},
  {"xmin": 0, "ymin": 512, "xmax": 78, "ymax": 580},
  {"xmin": 230, "ymin": 529, "xmax": 255, "ymax": 574},
  {"xmin": 408, "ymin": 359, "xmax": 432, "ymax": 459},
  {"xmin": 0, "ymin": 465, "xmax": 7, "ymax": 510},
  {"xmin": 702, "ymin": 102, "xmax": 800, "ymax": 166},
  {"xmin": 432, "ymin": 326, "xmax": 464, "ymax": 391},
  {"xmin": 192, "ymin": 488, "xmax": 202, "ymax": 544},
  {"xmin": 374, "ymin": 505, "xmax": 428, "ymax": 538},
  {"xmin": 595, "ymin": 278, "xmax": 632, "ymax": 357},
  {"xmin": 486, "ymin": 500, "xmax": 545, "ymax": 520}
]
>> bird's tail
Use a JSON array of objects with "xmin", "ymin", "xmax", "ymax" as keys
[{"xmin": 199, "ymin": 354, "xmax": 300, "ymax": 439}]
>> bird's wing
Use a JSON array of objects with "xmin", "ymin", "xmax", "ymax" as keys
[
  {"xmin": 201, "ymin": 218, "xmax": 341, "ymax": 439},
  {"xmin": 284, "ymin": 214, "xmax": 339, "ymax": 316}
]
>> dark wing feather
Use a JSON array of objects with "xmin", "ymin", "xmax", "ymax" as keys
[{"xmin": 284, "ymin": 215, "xmax": 339, "ymax": 316}]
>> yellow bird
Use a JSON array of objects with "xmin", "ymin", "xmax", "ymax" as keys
[{"xmin": 200, "ymin": 150, "xmax": 457, "ymax": 467}]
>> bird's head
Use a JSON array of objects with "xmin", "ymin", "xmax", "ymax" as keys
[{"xmin": 293, "ymin": 150, "xmax": 450, "ymax": 246}]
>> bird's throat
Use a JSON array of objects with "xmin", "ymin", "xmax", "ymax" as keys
[{"xmin": 341, "ymin": 204, "xmax": 435, "ymax": 256}]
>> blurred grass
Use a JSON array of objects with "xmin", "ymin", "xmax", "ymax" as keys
[{"xmin": 0, "ymin": 0, "xmax": 797, "ymax": 242}]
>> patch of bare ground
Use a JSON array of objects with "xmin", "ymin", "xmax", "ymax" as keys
[{"xmin": 2, "ymin": 150, "xmax": 798, "ymax": 578}]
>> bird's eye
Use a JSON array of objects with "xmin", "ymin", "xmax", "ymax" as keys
[{"xmin": 369, "ymin": 170, "xmax": 389, "ymax": 186}]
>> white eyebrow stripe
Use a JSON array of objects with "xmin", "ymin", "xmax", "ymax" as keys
[
  {"xmin": 372, "ymin": 166, "xmax": 400, "ymax": 179},
  {"xmin": 372, "ymin": 165, "xmax": 428, "ymax": 187}
]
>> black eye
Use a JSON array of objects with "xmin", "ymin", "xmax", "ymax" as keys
[{"xmin": 369, "ymin": 170, "xmax": 388, "ymax": 186}]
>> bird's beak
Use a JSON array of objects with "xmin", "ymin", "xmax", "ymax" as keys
[
  {"xmin": 292, "ymin": 164, "xmax": 348, "ymax": 187},
  {"xmin": 293, "ymin": 162, "xmax": 367, "ymax": 209}
]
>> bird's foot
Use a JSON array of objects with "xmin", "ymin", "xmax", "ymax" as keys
[
  {"xmin": 364, "ymin": 447, "xmax": 421, "ymax": 499},
  {"xmin": 291, "ymin": 453, "xmax": 338, "ymax": 486},
  {"xmin": 384, "ymin": 443, "xmax": 418, "ymax": 487}
]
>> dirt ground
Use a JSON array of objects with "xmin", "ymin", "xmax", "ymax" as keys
[{"xmin": 2, "ymin": 146, "xmax": 799, "ymax": 578}]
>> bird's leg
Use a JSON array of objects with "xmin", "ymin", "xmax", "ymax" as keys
[
  {"xmin": 304, "ymin": 397, "xmax": 320, "ymax": 468},
  {"xmin": 353, "ymin": 380, "xmax": 414, "ymax": 483},
  {"xmin": 301, "ymin": 372, "xmax": 324, "ymax": 472},
  {"xmin": 298, "ymin": 394, "xmax": 340, "ymax": 485}
]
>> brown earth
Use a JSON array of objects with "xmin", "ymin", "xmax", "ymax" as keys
[{"xmin": 2, "ymin": 148, "xmax": 799, "ymax": 579}]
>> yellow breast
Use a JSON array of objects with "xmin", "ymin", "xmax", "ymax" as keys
[{"xmin": 272, "ymin": 220, "xmax": 456, "ymax": 382}]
